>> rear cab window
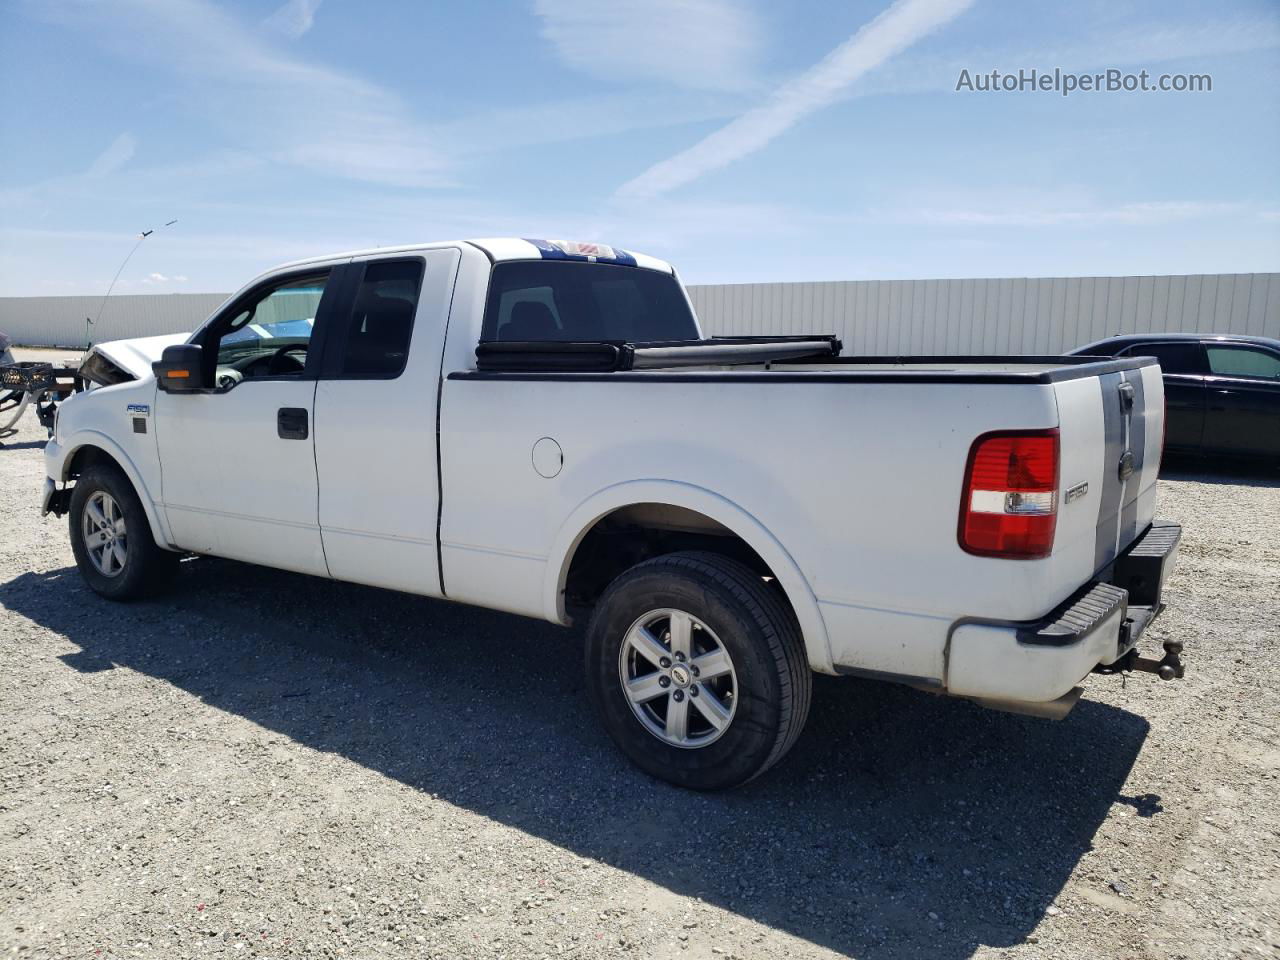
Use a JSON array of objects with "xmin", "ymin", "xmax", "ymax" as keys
[{"xmin": 481, "ymin": 261, "xmax": 699, "ymax": 343}]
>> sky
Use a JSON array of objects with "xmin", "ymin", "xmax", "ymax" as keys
[{"xmin": 1, "ymin": 0, "xmax": 1278, "ymax": 296}]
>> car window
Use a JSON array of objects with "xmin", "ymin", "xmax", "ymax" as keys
[
  {"xmin": 482, "ymin": 261, "xmax": 698, "ymax": 343},
  {"xmin": 1120, "ymin": 342, "xmax": 1202, "ymax": 375},
  {"xmin": 212, "ymin": 272, "xmax": 329, "ymax": 387},
  {"xmin": 333, "ymin": 260, "xmax": 424, "ymax": 378},
  {"xmin": 1205, "ymin": 345, "xmax": 1280, "ymax": 380}
]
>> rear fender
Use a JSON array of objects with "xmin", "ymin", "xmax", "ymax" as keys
[{"xmin": 545, "ymin": 479, "xmax": 835, "ymax": 674}]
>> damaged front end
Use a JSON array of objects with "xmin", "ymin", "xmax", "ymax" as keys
[
  {"xmin": 77, "ymin": 333, "xmax": 189, "ymax": 386},
  {"xmin": 4, "ymin": 334, "xmax": 191, "ymax": 443},
  {"xmin": 41, "ymin": 476, "xmax": 72, "ymax": 517},
  {"xmin": 77, "ymin": 349, "xmax": 136, "ymax": 388}
]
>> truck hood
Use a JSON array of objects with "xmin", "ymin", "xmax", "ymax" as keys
[{"xmin": 89, "ymin": 333, "xmax": 190, "ymax": 380}]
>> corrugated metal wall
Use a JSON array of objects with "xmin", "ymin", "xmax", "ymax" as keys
[
  {"xmin": 2, "ymin": 273, "xmax": 1277, "ymax": 351},
  {"xmin": 688, "ymin": 273, "xmax": 1280, "ymax": 354},
  {"xmin": 0, "ymin": 293, "xmax": 228, "ymax": 347}
]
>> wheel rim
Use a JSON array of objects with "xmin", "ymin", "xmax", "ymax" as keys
[
  {"xmin": 618, "ymin": 608, "xmax": 738, "ymax": 749},
  {"xmin": 81, "ymin": 491, "xmax": 127, "ymax": 578}
]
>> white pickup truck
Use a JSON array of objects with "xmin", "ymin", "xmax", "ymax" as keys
[{"xmin": 42, "ymin": 238, "xmax": 1184, "ymax": 789}]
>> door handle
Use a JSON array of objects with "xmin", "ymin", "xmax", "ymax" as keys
[{"xmin": 277, "ymin": 407, "xmax": 309, "ymax": 440}]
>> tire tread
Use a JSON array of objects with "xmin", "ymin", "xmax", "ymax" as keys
[
  {"xmin": 598, "ymin": 550, "xmax": 811, "ymax": 785},
  {"xmin": 70, "ymin": 463, "xmax": 177, "ymax": 601}
]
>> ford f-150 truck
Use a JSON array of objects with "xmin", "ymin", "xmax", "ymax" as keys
[{"xmin": 41, "ymin": 238, "xmax": 1184, "ymax": 789}]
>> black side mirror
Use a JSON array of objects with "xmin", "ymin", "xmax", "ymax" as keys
[{"xmin": 153, "ymin": 343, "xmax": 208, "ymax": 393}]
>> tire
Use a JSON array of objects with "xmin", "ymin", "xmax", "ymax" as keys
[
  {"xmin": 69, "ymin": 464, "xmax": 178, "ymax": 601},
  {"xmin": 585, "ymin": 551, "xmax": 811, "ymax": 790}
]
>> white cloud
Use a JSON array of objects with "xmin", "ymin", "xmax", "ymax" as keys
[
  {"xmin": 0, "ymin": 150, "xmax": 264, "ymax": 213},
  {"xmin": 264, "ymin": 0, "xmax": 322, "ymax": 39},
  {"xmin": 534, "ymin": 0, "xmax": 761, "ymax": 91},
  {"xmin": 438, "ymin": 90, "xmax": 747, "ymax": 156},
  {"xmin": 893, "ymin": 200, "xmax": 1243, "ymax": 227},
  {"xmin": 140, "ymin": 272, "xmax": 189, "ymax": 285},
  {"xmin": 1040, "ymin": 17, "xmax": 1280, "ymax": 70},
  {"xmin": 615, "ymin": 0, "xmax": 974, "ymax": 199},
  {"xmin": 40, "ymin": 0, "xmax": 449, "ymax": 188},
  {"xmin": 86, "ymin": 133, "xmax": 137, "ymax": 178}
]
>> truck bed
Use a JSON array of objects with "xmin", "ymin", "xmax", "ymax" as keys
[{"xmin": 442, "ymin": 347, "xmax": 1164, "ymax": 685}]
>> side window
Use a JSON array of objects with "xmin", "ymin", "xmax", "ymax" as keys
[
  {"xmin": 1120, "ymin": 342, "xmax": 1202, "ymax": 375},
  {"xmin": 212, "ymin": 272, "xmax": 329, "ymax": 388},
  {"xmin": 334, "ymin": 260, "xmax": 424, "ymax": 378},
  {"xmin": 1205, "ymin": 345, "xmax": 1280, "ymax": 380}
]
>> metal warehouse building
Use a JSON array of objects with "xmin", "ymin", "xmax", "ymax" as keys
[
  {"xmin": 2, "ymin": 272, "xmax": 1278, "ymax": 351},
  {"xmin": 687, "ymin": 272, "xmax": 1280, "ymax": 354}
]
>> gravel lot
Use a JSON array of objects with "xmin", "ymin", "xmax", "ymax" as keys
[{"xmin": 2, "ymin": 365, "xmax": 1278, "ymax": 959}]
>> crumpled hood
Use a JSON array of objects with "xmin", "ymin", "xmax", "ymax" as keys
[{"xmin": 90, "ymin": 333, "xmax": 190, "ymax": 380}]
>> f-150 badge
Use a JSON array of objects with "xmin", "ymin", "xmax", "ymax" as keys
[{"xmin": 1065, "ymin": 481, "xmax": 1089, "ymax": 504}]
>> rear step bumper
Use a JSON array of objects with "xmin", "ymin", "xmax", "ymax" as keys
[{"xmin": 947, "ymin": 521, "xmax": 1182, "ymax": 710}]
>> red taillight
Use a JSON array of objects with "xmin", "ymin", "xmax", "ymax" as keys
[{"xmin": 959, "ymin": 429, "xmax": 1059, "ymax": 559}]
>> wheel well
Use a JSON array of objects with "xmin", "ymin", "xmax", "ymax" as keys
[
  {"xmin": 64, "ymin": 444, "xmax": 120, "ymax": 481},
  {"xmin": 564, "ymin": 503, "xmax": 792, "ymax": 614}
]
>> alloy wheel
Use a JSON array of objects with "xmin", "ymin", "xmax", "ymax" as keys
[
  {"xmin": 618, "ymin": 608, "xmax": 738, "ymax": 748},
  {"xmin": 81, "ymin": 490, "xmax": 127, "ymax": 577}
]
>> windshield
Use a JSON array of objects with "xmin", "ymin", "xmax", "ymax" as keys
[{"xmin": 481, "ymin": 261, "xmax": 698, "ymax": 343}]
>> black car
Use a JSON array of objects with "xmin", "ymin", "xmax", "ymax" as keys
[{"xmin": 1071, "ymin": 333, "xmax": 1280, "ymax": 462}]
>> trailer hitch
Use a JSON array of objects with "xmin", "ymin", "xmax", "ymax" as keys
[
  {"xmin": 1128, "ymin": 640, "xmax": 1185, "ymax": 681},
  {"xmin": 1096, "ymin": 639, "xmax": 1185, "ymax": 681}
]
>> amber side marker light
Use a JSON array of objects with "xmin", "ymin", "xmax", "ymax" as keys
[{"xmin": 166, "ymin": 369, "xmax": 190, "ymax": 379}]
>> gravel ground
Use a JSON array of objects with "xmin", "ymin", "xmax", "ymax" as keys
[{"xmin": 2, "ymin": 379, "xmax": 1278, "ymax": 959}]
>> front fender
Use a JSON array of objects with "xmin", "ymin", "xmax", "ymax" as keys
[
  {"xmin": 48, "ymin": 430, "xmax": 171, "ymax": 547},
  {"xmin": 544, "ymin": 479, "xmax": 834, "ymax": 674}
]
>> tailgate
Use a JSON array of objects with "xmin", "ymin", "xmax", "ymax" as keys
[{"xmin": 1053, "ymin": 360, "xmax": 1166, "ymax": 580}]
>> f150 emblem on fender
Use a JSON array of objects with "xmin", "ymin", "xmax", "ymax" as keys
[{"xmin": 1065, "ymin": 481, "xmax": 1089, "ymax": 504}]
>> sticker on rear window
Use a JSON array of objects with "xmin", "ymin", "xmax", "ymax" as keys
[{"xmin": 525, "ymin": 239, "xmax": 637, "ymax": 267}]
